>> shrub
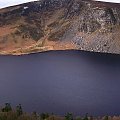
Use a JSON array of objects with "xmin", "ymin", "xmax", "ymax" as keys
[
  {"xmin": 16, "ymin": 104, "xmax": 23, "ymax": 116},
  {"xmin": 2, "ymin": 103, "xmax": 12, "ymax": 112},
  {"xmin": 65, "ymin": 113, "xmax": 73, "ymax": 120},
  {"xmin": 40, "ymin": 113, "xmax": 49, "ymax": 120}
]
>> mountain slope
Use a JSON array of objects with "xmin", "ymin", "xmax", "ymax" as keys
[{"xmin": 0, "ymin": 0, "xmax": 120, "ymax": 55}]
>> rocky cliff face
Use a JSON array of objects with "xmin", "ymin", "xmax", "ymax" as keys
[{"xmin": 0, "ymin": 0, "xmax": 120, "ymax": 55}]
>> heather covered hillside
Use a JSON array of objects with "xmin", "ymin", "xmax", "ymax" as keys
[{"xmin": 0, "ymin": 0, "xmax": 120, "ymax": 55}]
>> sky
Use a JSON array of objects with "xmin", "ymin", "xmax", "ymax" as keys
[
  {"xmin": 0, "ymin": 0, "xmax": 120, "ymax": 9},
  {"xmin": 0, "ymin": 0, "xmax": 37, "ymax": 8}
]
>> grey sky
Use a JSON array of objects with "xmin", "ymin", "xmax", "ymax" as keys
[
  {"xmin": 96, "ymin": 0, "xmax": 120, "ymax": 3},
  {"xmin": 0, "ymin": 0, "xmax": 120, "ymax": 9},
  {"xmin": 0, "ymin": 0, "xmax": 37, "ymax": 8}
]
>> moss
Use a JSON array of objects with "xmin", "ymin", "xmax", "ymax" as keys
[
  {"xmin": 47, "ymin": 21, "xmax": 59, "ymax": 28},
  {"xmin": 14, "ymin": 24, "xmax": 44, "ymax": 41},
  {"xmin": 48, "ymin": 22, "xmax": 71, "ymax": 41},
  {"xmin": 48, "ymin": 29, "xmax": 65, "ymax": 41},
  {"xmin": 14, "ymin": 30, "xmax": 22, "ymax": 36},
  {"xmin": 29, "ymin": 28, "xmax": 44, "ymax": 41}
]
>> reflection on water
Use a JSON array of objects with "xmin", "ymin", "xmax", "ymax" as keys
[{"xmin": 0, "ymin": 50, "xmax": 120, "ymax": 116}]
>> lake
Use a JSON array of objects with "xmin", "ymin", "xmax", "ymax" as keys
[{"xmin": 0, "ymin": 50, "xmax": 120, "ymax": 116}]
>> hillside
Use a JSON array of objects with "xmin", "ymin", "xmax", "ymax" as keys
[{"xmin": 0, "ymin": 0, "xmax": 120, "ymax": 55}]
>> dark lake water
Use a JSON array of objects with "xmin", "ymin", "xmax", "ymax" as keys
[{"xmin": 0, "ymin": 50, "xmax": 120, "ymax": 116}]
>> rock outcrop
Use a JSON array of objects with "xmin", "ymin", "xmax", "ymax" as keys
[{"xmin": 0, "ymin": 0, "xmax": 120, "ymax": 55}]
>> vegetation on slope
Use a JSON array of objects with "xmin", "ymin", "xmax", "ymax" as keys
[{"xmin": 0, "ymin": 0, "xmax": 120, "ymax": 55}]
